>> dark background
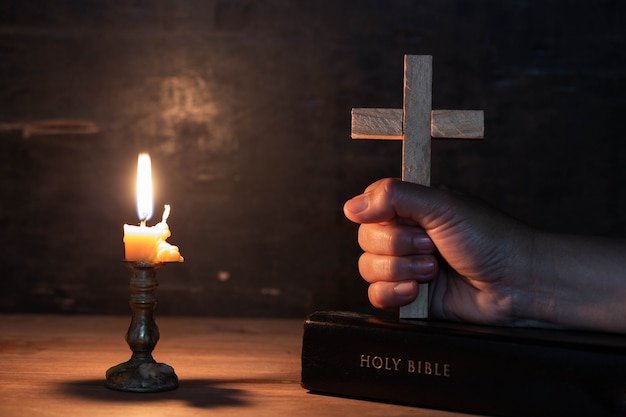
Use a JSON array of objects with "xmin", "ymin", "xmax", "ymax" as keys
[{"xmin": 1, "ymin": 1, "xmax": 625, "ymax": 317}]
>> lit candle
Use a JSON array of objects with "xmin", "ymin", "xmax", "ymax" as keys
[{"xmin": 123, "ymin": 153, "xmax": 184, "ymax": 264}]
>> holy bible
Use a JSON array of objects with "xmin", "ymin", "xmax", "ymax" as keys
[{"xmin": 301, "ymin": 311, "xmax": 626, "ymax": 417}]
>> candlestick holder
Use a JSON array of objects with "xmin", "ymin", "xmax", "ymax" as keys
[{"xmin": 105, "ymin": 261, "xmax": 178, "ymax": 392}]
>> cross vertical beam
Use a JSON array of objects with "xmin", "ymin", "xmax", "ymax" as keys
[
  {"xmin": 403, "ymin": 55, "xmax": 432, "ymax": 189},
  {"xmin": 351, "ymin": 55, "xmax": 484, "ymax": 319},
  {"xmin": 400, "ymin": 55, "xmax": 432, "ymax": 319}
]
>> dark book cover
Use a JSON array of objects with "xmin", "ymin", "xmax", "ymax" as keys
[{"xmin": 301, "ymin": 311, "xmax": 626, "ymax": 417}]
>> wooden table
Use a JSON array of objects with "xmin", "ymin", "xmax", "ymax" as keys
[{"xmin": 0, "ymin": 315, "xmax": 477, "ymax": 417}]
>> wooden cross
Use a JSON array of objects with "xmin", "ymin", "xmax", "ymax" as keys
[{"xmin": 351, "ymin": 55, "xmax": 484, "ymax": 319}]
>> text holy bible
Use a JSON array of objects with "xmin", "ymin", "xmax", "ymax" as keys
[{"xmin": 300, "ymin": 311, "xmax": 626, "ymax": 417}]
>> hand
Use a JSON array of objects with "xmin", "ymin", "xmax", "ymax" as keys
[
  {"xmin": 344, "ymin": 178, "xmax": 534, "ymax": 326},
  {"xmin": 344, "ymin": 178, "xmax": 626, "ymax": 333}
]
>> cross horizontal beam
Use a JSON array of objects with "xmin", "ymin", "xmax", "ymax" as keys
[{"xmin": 351, "ymin": 108, "xmax": 485, "ymax": 140}]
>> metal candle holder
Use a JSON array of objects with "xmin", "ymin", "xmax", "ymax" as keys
[{"xmin": 105, "ymin": 262, "xmax": 178, "ymax": 392}]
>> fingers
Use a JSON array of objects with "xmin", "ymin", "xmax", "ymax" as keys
[
  {"xmin": 344, "ymin": 178, "xmax": 443, "ymax": 227},
  {"xmin": 358, "ymin": 252, "xmax": 438, "ymax": 283},
  {"xmin": 358, "ymin": 222, "xmax": 435, "ymax": 255},
  {"xmin": 356, "ymin": 221, "xmax": 437, "ymax": 281},
  {"xmin": 343, "ymin": 178, "xmax": 450, "ymax": 310},
  {"xmin": 368, "ymin": 280, "xmax": 420, "ymax": 310}
]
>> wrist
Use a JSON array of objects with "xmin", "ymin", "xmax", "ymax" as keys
[
  {"xmin": 507, "ymin": 229, "xmax": 563, "ymax": 329},
  {"xmin": 518, "ymin": 231, "xmax": 626, "ymax": 333}
]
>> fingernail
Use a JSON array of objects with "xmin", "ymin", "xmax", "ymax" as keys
[
  {"xmin": 412, "ymin": 258, "xmax": 436, "ymax": 278},
  {"xmin": 413, "ymin": 234, "xmax": 434, "ymax": 251},
  {"xmin": 393, "ymin": 281, "xmax": 416, "ymax": 297},
  {"xmin": 345, "ymin": 194, "xmax": 369, "ymax": 214}
]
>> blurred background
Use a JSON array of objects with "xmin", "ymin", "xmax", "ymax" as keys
[{"xmin": 1, "ymin": 1, "xmax": 625, "ymax": 317}]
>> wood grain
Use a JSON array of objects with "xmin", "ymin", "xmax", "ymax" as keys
[
  {"xmin": 351, "ymin": 108, "xmax": 403, "ymax": 139},
  {"xmin": 399, "ymin": 55, "xmax": 432, "ymax": 319},
  {"xmin": 351, "ymin": 109, "xmax": 484, "ymax": 141},
  {"xmin": 0, "ymin": 315, "xmax": 473, "ymax": 417},
  {"xmin": 431, "ymin": 110, "xmax": 484, "ymax": 139}
]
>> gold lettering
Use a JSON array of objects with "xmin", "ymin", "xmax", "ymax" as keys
[
  {"xmin": 372, "ymin": 356, "xmax": 383, "ymax": 369},
  {"xmin": 424, "ymin": 362, "xmax": 432, "ymax": 375},
  {"xmin": 361, "ymin": 354, "xmax": 451, "ymax": 377},
  {"xmin": 360, "ymin": 354, "xmax": 370, "ymax": 368}
]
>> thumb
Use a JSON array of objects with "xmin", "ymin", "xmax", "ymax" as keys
[{"xmin": 343, "ymin": 178, "xmax": 444, "ymax": 226}]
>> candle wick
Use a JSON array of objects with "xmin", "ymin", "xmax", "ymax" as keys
[
  {"xmin": 140, "ymin": 218, "xmax": 147, "ymax": 227},
  {"xmin": 162, "ymin": 205, "xmax": 171, "ymax": 223}
]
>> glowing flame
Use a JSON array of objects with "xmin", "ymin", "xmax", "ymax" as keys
[{"xmin": 136, "ymin": 153, "xmax": 153, "ymax": 222}]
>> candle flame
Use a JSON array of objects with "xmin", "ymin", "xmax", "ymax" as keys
[{"xmin": 136, "ymin": 153, "xmax": 153, "ymax": 222}]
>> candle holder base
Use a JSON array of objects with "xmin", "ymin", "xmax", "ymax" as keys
[
  {"xmin": 105, "ymin": 359, "xmax": 178, "ymax": 393},
  {"xmin": 105, "ymin": 261, "xmax": 178, "ymax": 393}
]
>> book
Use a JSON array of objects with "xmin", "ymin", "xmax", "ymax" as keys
[{"xmin": 301, "ymin": 311, "xmax": 626, "ymax": 417}]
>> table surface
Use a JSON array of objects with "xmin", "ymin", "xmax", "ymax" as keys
[{"xmin": 0, "ymin": 314, "xmax": 482, "ymax": 417}]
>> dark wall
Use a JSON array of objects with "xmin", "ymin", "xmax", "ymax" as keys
[{"xmin": 1, "ymin": 1, "xmax": 625, "ymax": 316}]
